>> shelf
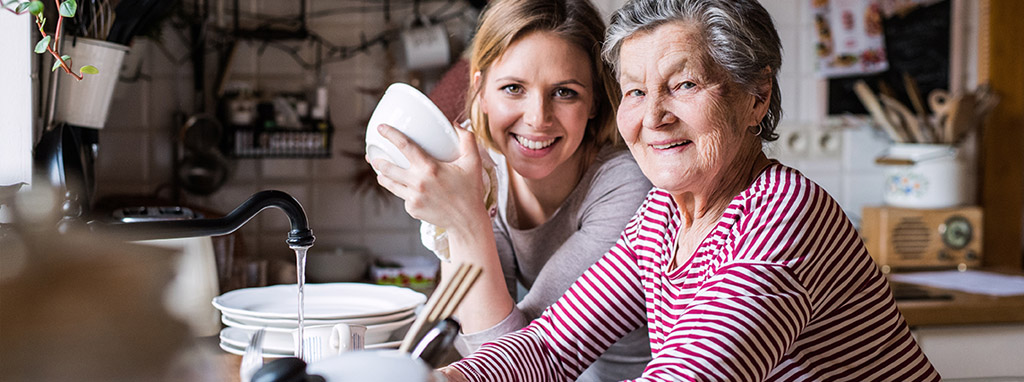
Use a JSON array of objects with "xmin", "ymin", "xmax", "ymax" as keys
[{"xmin": 225, "ymin": 121, "xmax": 333, "ymax": 159}]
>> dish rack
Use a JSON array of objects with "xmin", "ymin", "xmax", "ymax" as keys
[{"xmin": 226, "ymin": 120, "xmax": 333, "ymax": 158}]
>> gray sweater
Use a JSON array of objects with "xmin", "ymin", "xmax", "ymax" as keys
[{"xmin": 455, "ymin": 147, "xmax": 653, "ymax": 381}]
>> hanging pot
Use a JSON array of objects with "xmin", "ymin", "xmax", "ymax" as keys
[
  {"xmin": 177, "ymin": 115, "xmax": 230, "ymax": 195},
  {"xmin": 33, "ymin": 123, "xmax": 92, "ymax": 216}
]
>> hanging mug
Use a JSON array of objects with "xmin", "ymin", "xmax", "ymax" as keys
[{"xmin": 398, "ymin": 16, "xmax": 451, "ymax": 70}]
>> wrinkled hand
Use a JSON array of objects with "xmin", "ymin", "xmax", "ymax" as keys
[
  {"xmin": 435, "ymin": 366, "xmax": 469, "ymax": 382},
  {"xmin": 367, "ymin": 122, "xmax": 490, "ymax": 234}
]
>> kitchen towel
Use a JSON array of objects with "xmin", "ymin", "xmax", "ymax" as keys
[{"xmin": 420, "ymin": 130, "xmax": 499, "ymax": 262}]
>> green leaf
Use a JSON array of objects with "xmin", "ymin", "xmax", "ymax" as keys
[
  {"xmin": 34, "ymin": 35, "xmax": 50, "ymax": 54},
  {"xmin": 80, "ymin": 65, "xmax": 99, "ymax": 74},
  {"xmin": 59, "ymin": 0, "xmax": 76, "ymax": 18},
  {"xmin": 27, "ymin": 0, "xmax": 42, "ymax": 15},
  {"xmin": 15, "ymin": 2, "xmax": 29, "ymax": 13},
  {"xmin": 52, "ymin": 55, "xmax": 70, "ymax": 72}
]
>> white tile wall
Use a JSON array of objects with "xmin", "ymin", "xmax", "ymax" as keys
[{"xmin": 91, "ymin": 0, "xmax": 977, "ymax": 263}]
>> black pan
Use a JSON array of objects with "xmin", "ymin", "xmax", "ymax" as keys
[{"xmin": 33, "ymin": 123, "xmax": 92, "ymax": 217}]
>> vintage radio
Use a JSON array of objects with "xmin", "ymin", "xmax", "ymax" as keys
[{"xmin": 860, "ymin": 206, "xmax": 983, "ymax": 273}]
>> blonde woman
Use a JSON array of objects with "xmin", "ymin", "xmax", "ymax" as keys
[{"xmin": 368, "ymin": 0, "xmax": 652, "ymax": 380}]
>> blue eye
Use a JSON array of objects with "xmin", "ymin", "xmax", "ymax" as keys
[
  {"xmin": 678, "ymin": 81, "xmax": 696, "ymax": 90},
  {"xmin": 625, "ymin": 89, "xmax": 645, "ymax": 97}
]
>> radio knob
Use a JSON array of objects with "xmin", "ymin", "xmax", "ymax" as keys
[
  {"xmin": 940, "ymin": 215, "xmax": 973, "ymax": 250},
  {"xmin": 966, "ymin": 250, "xmax": 979, "ymax": 261},
  {"xmin": 938, "ymin": 250, "xmax": 953, "ymax": 261}
]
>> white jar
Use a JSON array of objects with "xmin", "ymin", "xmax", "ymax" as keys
[{"xmin": 880, "ymin": 143, "xmax": 971, "ymax": 209}]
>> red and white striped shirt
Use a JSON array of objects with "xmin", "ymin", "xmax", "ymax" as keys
[{"xmin": 450, "ymin": 163, "xmax": 940, "ymax": 381}]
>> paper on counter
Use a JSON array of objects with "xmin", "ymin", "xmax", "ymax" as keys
[{"xmin": 889, "ymin": 270, "xmax": 1024, "ymax": 296}]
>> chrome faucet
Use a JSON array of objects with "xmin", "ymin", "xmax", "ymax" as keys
[{"xmin": 89, "ymin": 190, "xmax": 314, "ymax": 247}]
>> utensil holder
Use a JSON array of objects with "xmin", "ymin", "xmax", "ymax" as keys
[
  {"xmin": 876, "ymin": 143, "xmax": 972, "ymax": 209},
  {"xmin": 54, "ymin": 37, "xmax": 129, "ymax": 129}
]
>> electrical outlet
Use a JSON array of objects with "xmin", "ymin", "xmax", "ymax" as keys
[
  {"xmin": 812, "ymin": 128, "xmax": 843, "ymax": 159},
  {"xmin": 776, "ymin": 125, "xmax": 811, "ymax": 158}
]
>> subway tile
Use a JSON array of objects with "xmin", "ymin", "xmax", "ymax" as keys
[
  {"xmin": 105, "ymin": 81, "xmax": 147, "ymax": 130},
  {"xmin": 230, "ymin": 159, "xmax": 261, "ymax": 181},
  {"xmin": 842, "ymin": 172, "xmax": 887, "ymax": 226},
  {"xmin": 763, "ymin": 0, "xmax": 801, "ymax": 26},
  {"xmin": 798, "ymin": 79, "xmax": 824, "ymax": 123},
  {"xmin": 842, "ymin": 122, "xmax": 891, "ymax": 172},
  {"xmin": 362, "ymin": 193, "xmax": 416, "ymax": 230},
  {"xmin": 779, "ymin": 75, "xmax": 799, "ymax": 123},
  {"xmin": 364, "ymin": 231, "xmax": 419, "ymax": 259},
  {"xmin": 202, "ymin": 184, "xmax": 262, "ymax": 217},
  {"xmin": 804, "ymin": 172, "xmax": 843, "ymax": 203},
  {"xmin": 305, "ymin": 230, "xmax": 366, "ymax": 253},
  {"xmin": 310, "ymin": 182, "xmax": 366, "ymax": 231},
  {"xmin": 261, "ymin": 158, "xmax": 312, "ymax": 179},
  {"xmin": 95, "ymin": 131, "xmax": 149, "ymax": 182}
]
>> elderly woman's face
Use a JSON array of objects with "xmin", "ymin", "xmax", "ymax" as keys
[{"xmin": 615, "ymin": 22, "xmax": 765, "ymax": 196}]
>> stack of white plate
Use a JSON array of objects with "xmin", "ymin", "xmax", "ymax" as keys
[{"xmin": 213, "ymin": 283, "xmax": 426, "ymax": 358}]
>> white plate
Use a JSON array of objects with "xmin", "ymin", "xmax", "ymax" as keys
[
  {"xmin": 220, "ymin": 327, "xmax": 402, "ymax": 355},
  {"xmin": 221, "ymin": 308, "xmax": 415, "ymax": 328},
  {"xmin": 213, "ymin": 283, "xmax": 426, "ymax": 319},
  {"xmin": 219, "ymin": 340, "xmax": 291, "ymax": 359},
  {"xmin": 221, "ymin": 315, "xmax": 416, "ymax": 351}
]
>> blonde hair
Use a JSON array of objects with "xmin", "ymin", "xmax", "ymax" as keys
[{"xmin": 466, "ymin": 0, "xmax": 621, "ymax": 152}]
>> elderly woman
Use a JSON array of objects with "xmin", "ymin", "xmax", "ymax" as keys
[{"xmin": 438, "ymin": 0, "xmax": 941, "ymax": 381}]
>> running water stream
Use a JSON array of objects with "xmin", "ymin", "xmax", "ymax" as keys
[{"xmin": 292, "ymin": 245, "xmax": 310, "ymax": 360}]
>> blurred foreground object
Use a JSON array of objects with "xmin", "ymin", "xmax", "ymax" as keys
[{"xmin": 0, "ymin": 220, "xmax": 197, "ymax": 380}]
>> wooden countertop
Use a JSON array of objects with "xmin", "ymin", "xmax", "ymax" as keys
[{"xmin": 891, "ymin": 269, "xmax": 1024, "ymax": 327}]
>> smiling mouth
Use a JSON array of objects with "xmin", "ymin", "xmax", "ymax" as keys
[
  {"xmin": 514, "ymin": 134, "xmax": 558, "ymax": 150},
  {"xmin": 651, "ymin": 140, "xmax": 691, "ymax": 149}
]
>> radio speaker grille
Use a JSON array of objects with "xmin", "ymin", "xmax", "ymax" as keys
[{"xmin": 892, "ymin": 217, "xmax": 929, "ymax": 258}]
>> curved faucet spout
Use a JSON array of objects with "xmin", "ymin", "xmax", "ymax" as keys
[{"xmin": 91, "ymin": 190, "xmax": 315, "ymax": 247}]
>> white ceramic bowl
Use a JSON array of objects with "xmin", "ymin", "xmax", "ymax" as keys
[
  {"xmin": 365, "ymin": 83, "xmax": 459, "ymax": 169},
  {"xmin": 307, "ymin": 350, "xmax": 433, "ymax": 382}
]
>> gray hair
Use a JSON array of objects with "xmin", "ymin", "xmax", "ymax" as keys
[{"xmin": 603, "ymin": 0, "xmax": 782, "ymax": 141}]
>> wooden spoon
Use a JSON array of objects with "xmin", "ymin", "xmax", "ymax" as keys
[{"xmin": 880, "ymin": 94, "xmax": 926, "ymax": 143}]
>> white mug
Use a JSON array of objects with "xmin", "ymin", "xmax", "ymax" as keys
[
  {"xmin": 365, "ymin": 83, "xmax": 460, "ymax": 169},
  {"xmin": 398, "ymin": 22, "xmax": 450, "ymax": 70},
  {"xmin": 306, "ymin": 350, "xmax": 434, "ymax": 382},
  {"xmin": 292, "ymin": 323, "xmax": 367, "ymax": 363}
]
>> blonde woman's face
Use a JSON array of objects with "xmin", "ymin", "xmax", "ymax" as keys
[{"xmin": 478, "ymin": 31, "xmax": 596, "ymax": 181}]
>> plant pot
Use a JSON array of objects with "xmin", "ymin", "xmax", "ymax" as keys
[{"xmin": 54, "ymin": 38, "xmax": 129, "ymax": 129}]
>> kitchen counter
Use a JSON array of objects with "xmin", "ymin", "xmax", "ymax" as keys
[
  {"xmin": 889, "ymin": 269, "xmax": 1024, "ymax": 379},
  {"xmin": 890, "ymin": 269, "xmax": 1024, "ymax": 327}
]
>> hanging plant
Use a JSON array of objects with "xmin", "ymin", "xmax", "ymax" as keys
[{"xmin": 4, "ymin": 0, "xmax": 98, "ymax": 80}]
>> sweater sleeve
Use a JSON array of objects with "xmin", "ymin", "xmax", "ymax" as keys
[
  {"xmin": 455, "ymin": 150, "xmax": 652, "ymax": 357},
  {"xmin": 449, "ymin": 232, "xmax": 648, "ymax": 381}
]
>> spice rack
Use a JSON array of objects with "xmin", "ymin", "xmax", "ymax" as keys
[
  {"xmin": 219, "ymin": 89, "xmax": 334, "ymax": 159},
  {"xmin": 226, "ymin": 121, "xmax": 333, "ymax": 158}
]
